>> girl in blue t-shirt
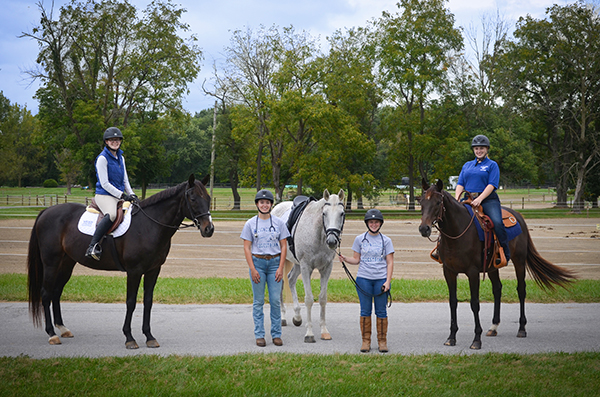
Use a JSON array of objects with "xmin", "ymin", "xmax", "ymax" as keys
[
  {"xmin": 338, "ymin": 209, "xmax": 394, "ymax": 353},
  {"xmin": 455, "ymin": 134, "xmax": 510, "ymax": 265}
]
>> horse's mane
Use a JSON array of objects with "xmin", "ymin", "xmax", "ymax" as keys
[{"xmin": 139, "ymin": 182, "xmax": 187, "ymax": 208}]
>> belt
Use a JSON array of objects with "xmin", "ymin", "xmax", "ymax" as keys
[{"xmin": 253, "ymin": 254, "xmax": 280, "ymax": 260}]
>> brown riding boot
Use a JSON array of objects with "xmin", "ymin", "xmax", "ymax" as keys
[
  {"xmin": 360, "ymin": 316, "xmax": 371, "ymax": 353},
  {"xmin": 376, "ymin": 317, "xmax": 389, "ymax": 353}
]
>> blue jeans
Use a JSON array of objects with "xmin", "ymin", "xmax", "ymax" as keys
[
  {"xmin": 355, "ymin": 277, "xmax": 387, "ymax": 318},
  {"xmin": 481, "ymin": 194, "xmax": 510, "ymax": 259},
  {"xmin": 249, "ymin": 256, "xmax": 283, "ymax": 339}
]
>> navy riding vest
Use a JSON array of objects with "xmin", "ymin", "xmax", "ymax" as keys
[{"xmin": 95, "ymin": 147, "xmax": 125, "ymax": 196}]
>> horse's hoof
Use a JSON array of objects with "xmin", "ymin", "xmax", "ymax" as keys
[
  {"xmin": 48, "ymin": 336, "xmax": 61, "ymax": 345},
  {"xmin": 281, "ymin": 319, "xmax": 287, "ymax": 326},
  {"xmin": 56, "ymin": 325, "xmax": 74, "ymax": 338},
  {"xmin": 321, "ymin": 333, "xmax": 332, "ymax": 340},
  {"xmin": 146, "ymin": 339, "xmax": 160, "ymax": 348},
  {"xmin": 486, "ymin": 330, "xmax": 497, "ymax": 337},
  {"xmin": 125, "ymin": 340, "xmax": 139, "ymax": 349},
  {"xmin": 470, "ymin": 341, "xmax": 482, "ymax": 350},
  {"xmin": 444, "ymin": 338, "xmax": 456, "ymax": 346},
  {"xmin": 293, "ymin": 318, "xmax": 302, "ymax": 327},
  {"xmin": 304, "ymin": 335, "xmax": 316, "ymax": 343},
  {"xmin": 517, "ymin": 330, "xmax": 527, "ymax": 338}
]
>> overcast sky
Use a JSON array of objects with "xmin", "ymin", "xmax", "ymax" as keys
[{"xmin": 0, "ymin": 0, "xmax": 578, "ymax": 115}]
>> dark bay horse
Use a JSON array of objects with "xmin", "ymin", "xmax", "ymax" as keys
[
  {"xmin": 418, "ymin": 179, "xmax": 575, "ymax": 349},
  {"xmin": 28, "ymin": 174, "xmax": 214, "ymax": 349}
]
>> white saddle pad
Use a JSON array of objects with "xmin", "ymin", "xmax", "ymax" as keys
[{"xmin": 77, "ymin": 205, "xmax": 133, "ymax": 237}]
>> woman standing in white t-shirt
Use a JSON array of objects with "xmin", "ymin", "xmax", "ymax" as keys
[
  {"xmin": 338, "ymin": 209, "xmax": 394, "ymax": 353},
  {"xmin": 240, "ymin": 189, "xmax": 290, "ymax": 348}
]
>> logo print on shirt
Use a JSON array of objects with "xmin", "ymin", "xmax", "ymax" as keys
[{"xmin": 479, "ymin": 166, "xmax": 488, "ymax": 171}]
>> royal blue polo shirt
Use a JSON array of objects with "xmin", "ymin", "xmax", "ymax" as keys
[{"xmin": 457, "ymin": 157, "xmax": 500, "ymax": 193}]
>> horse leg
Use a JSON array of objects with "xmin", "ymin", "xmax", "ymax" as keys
[
  {"xmin": 280, "ymin": 260, "xmax": 294, "ymax": 326},
  {"xmin": 123, "ymin": 272, "xmax": 143, "ymax": 349},
  {"xmin": 467, "ymin": 270, "xmax": 483, "ymax": 350},
  {"xmin": 443, "ymin": 267, "xmax": 458, "ymax": 347},
  {"xmin": 301, "ymin": 266, "xmax": 316, "ymax": 343},
  {"xmin": 486, "ymin": 270, "xmax": 503, "ymax": 337},
  {"xmin": 142, "ymin": 268, "xmax": 160, "ymax": 348},
  {"xmin": 318, "ymin": 265, "xmax": 332, "ymax": 340},
  {"xmin": 514, "ymin": 257, "xmax": 528, "ymax": 338},
  {"xmin": 51, "ymin": 258, "xmax": 76, "ymax": 339},
  {"xmin": 39, "ymin": 266, "xmax": 62, "ymax": 345},
  {"xmin": 288, "ymin": 265, "xmax": 303, "ymax": 327}
]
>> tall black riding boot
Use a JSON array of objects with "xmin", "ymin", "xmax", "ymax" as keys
[{"xmin": 85, "ymin": 216, "xmax": 113, "ymax": 261}]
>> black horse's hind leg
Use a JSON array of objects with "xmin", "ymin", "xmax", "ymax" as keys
[
  {"xmin": 142, "ymin": 267, "xmax": 161, "ymax": 348},
  {"xmin": 486, "ymin": 270, "xmax": 503, "ymax": 337},
  {"xmin": 51, "ymin": 258, "xmax": 76, "ymax": 338},
  {"xmin": 467, "ymin": 270, "xmax": 483, "ymax": 350},
  {"xmin": 123, "ymin": 272, "xmax": 143, "ymax": 349},
  {"xmin": 443, "ymin": 267, "xmax": 458, "ymax": 347},
  {"xmin": 514, "ymin": 259, "xmax": 528, "ymax": 338}
]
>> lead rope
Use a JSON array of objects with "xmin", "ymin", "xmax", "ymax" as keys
[{"xmin": 337, "ymin": 246, "xmax": 392, "ymax": 308}]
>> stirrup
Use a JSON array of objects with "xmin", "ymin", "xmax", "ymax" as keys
[
  {"xmin": 494, "ymin": 246, "xmax": 507, "ymax": 269},
  {"xmin": 85, "ymin": 243, "xmax": 102, "ymax": 261}
]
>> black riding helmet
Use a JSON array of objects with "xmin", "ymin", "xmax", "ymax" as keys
[
  {"xmin": 471, "ymin": 134, "xmax": 490, "ymax": 148},
  {"xmin": 364, "ymin": 208, "xmax": 384, "ymax": 225},
  {"xmin": 255, "ymin": 189, "xmax": 274, "ymax": 203},
  {"xmin": 104, "ymin": 127, "xmax": 124, "ymax": 141}
]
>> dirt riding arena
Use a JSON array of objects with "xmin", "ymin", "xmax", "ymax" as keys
[{"xmin": 1, "ymin": 217, "xmax": 599, "ymax": 280}]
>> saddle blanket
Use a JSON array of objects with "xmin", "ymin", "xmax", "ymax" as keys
[
  {"xmin": 465, "ymin": 205, "xmax": 522, "ymax": 242},
  {"xmin": 77, "ymin": 206, "xmax": 133, "ymax": 237}
]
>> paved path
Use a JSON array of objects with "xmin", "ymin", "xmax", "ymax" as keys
[{"xmin": 2, "ymin": 302, "xmax": 599, "ymax": 358}]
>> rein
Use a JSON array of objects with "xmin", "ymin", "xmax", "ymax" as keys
[
  {"xmin": 337, "ymin": 246, "xmax": 392, "ymax": 308},
  {"xmin": 134, "ymin": 187, "xmax": 211, "ymax": 230}
]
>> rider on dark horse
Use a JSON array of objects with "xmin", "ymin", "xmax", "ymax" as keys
[
  {"xmin": 455, "ymin": 134, "xmax": 510, "ymax": 265},
  {"xmin": 85, "ymin": 127, "xmax": 138, "ymax": 260}
]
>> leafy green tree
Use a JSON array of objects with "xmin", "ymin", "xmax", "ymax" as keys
[
  {"xmin": 21, "ymin": 0, "xmax": 202, "ymax": 191},
  {"xmin": 494, "ymin": 2, "xmax": 600, "ymax": 210},
  {"xmin": 376, "ymin": 0, "xmax": 463, "ymax": 209},
  {"xmin": 0, "ymin": 100, "xmax": 43, "ymax": 186}
]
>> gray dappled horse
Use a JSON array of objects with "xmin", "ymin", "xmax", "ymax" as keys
[{"xmin": 272, "ymin": 189, "xmax": 345, "ymax": 343}]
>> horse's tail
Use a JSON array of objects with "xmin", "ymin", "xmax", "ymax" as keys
[
  {"xmin": 525, "ymin": 232, "xmax": 577, "ymax": 290},
  {"xmin": 27, "ymin": 210, "xmax": 46, "ymax": 327}
]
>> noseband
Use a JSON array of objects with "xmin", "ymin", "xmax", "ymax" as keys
[{"xmin": 323, "ymin": 202, "xmax": 345, "ymax": 247}]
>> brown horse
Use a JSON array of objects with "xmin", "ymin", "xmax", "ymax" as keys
[
  {"xmin": 418, "ymin": 179, "xmax": 575, "ymax": 349},
  {"xmin": 27, "ymin": 174, "xmax": 214, "ymax": 349}
]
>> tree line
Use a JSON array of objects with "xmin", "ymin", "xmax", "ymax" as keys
[{"xmin": 1, "ymin": 0, "xmax": 599, "ymax": 211}]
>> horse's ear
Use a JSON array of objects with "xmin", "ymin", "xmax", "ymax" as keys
[
  {"xmin": 323, "ymin": 189, "xmax": 330, "ymax": 201},
  {"xmin": 436, "ymin": 179, "xmax": 444, "ymax": 191},
  {"xmin": 337, "ymin": 189, "xmax": 345, "ymax": 202},
  {"xmin": 422, "ymin": 178, "xmax": 430, "ymax": 191},
  {"xmin": 188, "ymin": 174, "xmax": 196, "ymax": 187},
  {"xmin": 201, "ymin": 174, "xmax": 210, "ymax": 186}
]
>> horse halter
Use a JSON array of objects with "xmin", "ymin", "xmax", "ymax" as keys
[
  {"xmin": 185, "ymin": 187, "xmax": 211, "ymax": 230},
  {"xmin": 323, "ymin": 202, "xmax": 345, "ymax": 247}
]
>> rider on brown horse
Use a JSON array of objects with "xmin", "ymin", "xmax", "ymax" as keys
[{"xmin": 85, "ymin": 127, "xmax": 138, "ymax": 260}]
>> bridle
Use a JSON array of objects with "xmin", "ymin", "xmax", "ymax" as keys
[
  {"xmin": 135, "ymin": 186, "xmax": 211, "ymax": 230},
  {"xmin": 184, "ymin": 187, "xmax": 212, "ymax": 230},
  {"xmin": 426, "ymin": 190, "xmax": 475, "ymax": 241},
  {"xmin": 322, "ymin": 202, "xmax": 345, "ymax": 247}
]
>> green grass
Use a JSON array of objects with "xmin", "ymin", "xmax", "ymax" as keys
[
  {"xmin": 1, "ymin": 352, "xmax": 599, "ymax": 396},
  {"xmin": 2, "ymin": 274, "xmax": 598, "ymax": 304}
]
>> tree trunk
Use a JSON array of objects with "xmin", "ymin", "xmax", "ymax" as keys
[{"xmin": 230, "ymin": 167, "xmax": 241, "ymax": 210}]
